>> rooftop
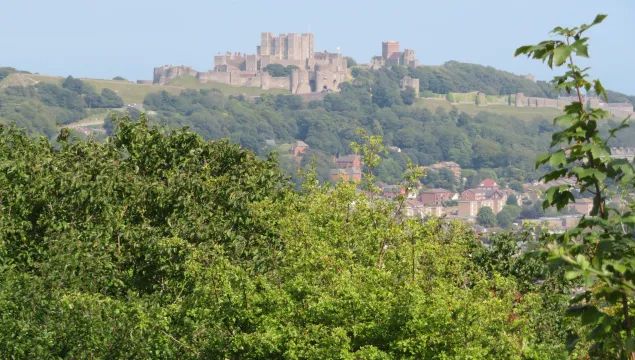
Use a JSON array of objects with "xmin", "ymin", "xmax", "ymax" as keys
[{"xmin": 422, "ymin": 188, "xmax": 452, "ymax": 194}]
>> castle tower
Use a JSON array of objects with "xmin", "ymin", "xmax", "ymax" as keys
[
  {"xmin": 290, "ymin": 68, "xmax": 311, "ymax": 94},
  {"xmin": 382, "ymin": 41, "xmax": 400, "ymax": 60},
  {"xmin": 261, "ymin": 32, "xmax": 274, "ymax": 56},
  {"xmin": 301, "ymin": 33, "xmax": 314, "ymax": 61},
  {"xmin": 286, "ymin": 33, "xmax": 301, "ymax": 60}
]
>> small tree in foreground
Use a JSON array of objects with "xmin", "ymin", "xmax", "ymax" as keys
[{"xmin": 516, "ymin": 14, "xmax": 635, "ymax": 358}]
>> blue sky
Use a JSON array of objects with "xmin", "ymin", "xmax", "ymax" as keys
[{"xmin": 2, "ymin": 0, "xmax": 634, "ymax": 94}]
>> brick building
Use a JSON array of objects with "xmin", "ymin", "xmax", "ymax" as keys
[
  {"xmin": 419, "ymin": 188, "xmax": 456, "ymax": 205},
  {"xmin": 335, "ymin": 154, "xmax": 361, "ymax": 168},
  {"xmin": 290, "ymin": 140, "xmax": 309, "ymax": 156},
  {"xmin": 330, "ymin": 167, "xmax": 362, "ymax": 182},
  {"xmin": 476, "ymin": 178, "xmax": 500, "ymax": 191}
]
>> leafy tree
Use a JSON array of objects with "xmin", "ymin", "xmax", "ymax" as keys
[
  {"xmin": 263, "ymin": 64, "xmax": 299, "ymax": 77},
  {"xmin": 507, "ymin": 193, "xmax": 519, "ymax": 205},
  {"xmin": 100, "ymin": 88, "xmax": 124, "ymax": 107},
  {"xmin": 112, "ymin": 76, "xmax": 127, "ymax": 81},
  {"xmin": 0, "ymin": 116, "xmax": 584, "ymax": 357},
  {"xmin": 400, "ymin": 86, "xmax": 417, "ymax": 105},
  {"xmin": 516, "ymin": 14, "xmax": 635, "ymax": 358},
  {"xmin": 496, "ymin": 205, "xmax": 521, "ymax": 228},
  {"xmin": 476, "ymin": 206, "xmax": 497, "ymax": 227}
]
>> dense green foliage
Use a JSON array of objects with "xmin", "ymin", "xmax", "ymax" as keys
[
  {"xmin": 263, "ymin": 64, "xmax": 300, "ymax": 77},
  {"xmin": 408, "ymin": 61, "xmax": 565, "ymax": 97},
  {"xmin": 0, "ymin": 117, "xmax": 579, "ymax": 358},
  {"xmin": 517, "ymin": 14, "xmax": 635, "ymax": 358},
  {"xmin": 477, "ymin": 206, "xmax": 497, "ymax": 227},
  {"xmin": 62, "ymin": 76, "xmax": 124, "ymax": 108},
  {"xmin": 0, "ymin": 76, "xmax": 123, "ymax": 137}
]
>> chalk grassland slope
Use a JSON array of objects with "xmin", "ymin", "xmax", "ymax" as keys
[
  {"xmin": 0, "ymin": 73, "xmax": 289, "ymax": 104},
  {"xmin": 415, "ymin": 98, "xmax": 564, "ymax": 122}
]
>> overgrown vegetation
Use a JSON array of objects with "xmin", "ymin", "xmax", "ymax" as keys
[
  {"xmin": 0, "ymin": 116, "xmax": 577, "ymax": 358},
  {"xmin": 0, "ymin": 76, "xmax": 123, "ymax": 137}
]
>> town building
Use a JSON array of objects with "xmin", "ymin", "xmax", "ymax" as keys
[
  {"xmin": 523, "ymin": 215, "xmax": 582, "ymax": 231},
  {"xmin": 403, "ymin": 200, "xmax": 443, "ymax": 218},
  {"xmin": 458, "ymin": 188, "xmax": 507, "ymax": 217},
  {"xmin": 611, "ymin": 147, "xmax": 635, "ymax": 162},
  {"xmin": 290, "ymin": 140, "xmax": 309, "ymax": 156},
  {"xmin": 330, "ymin": 167, "xmax": 362, "ymax": 182},
  {"xmin": 476, "ymin": 178, "xmax": 500, "ymax": 191},
  {"xmin": 382, "ymin": 185, "xmax": 405, "ymax": 200},
  {"xmin": 419, "ymin": 188, "xmax": 457, "ymax": 205},
  {"xmin": 335, "ymin": 154, "xmax": 361, "ymax": 168}
]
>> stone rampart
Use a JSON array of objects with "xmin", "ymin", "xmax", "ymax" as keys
[{"xmin": 153, "ymin": 66, "xmax": 198, "ymax": 84}]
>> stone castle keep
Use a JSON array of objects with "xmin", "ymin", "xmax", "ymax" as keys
[
  {"xmin": 369, "ymin": 41, "xmax": 419, "ymax": 70},
  {"xmin": 153, "ymin": 32, "xmax": 347, "ymax": 94}
]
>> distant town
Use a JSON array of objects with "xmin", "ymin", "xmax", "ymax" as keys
[{"xmin": 283, "ymin": 138, "xmax": 634, "ymax": 237}]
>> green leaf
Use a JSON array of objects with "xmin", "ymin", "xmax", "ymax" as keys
[
  {"xmin": 514, "ymin": 45, "xmax": 533, "ymax": 57},
  {"xmin": 591, "ymin": 14, "xmax": 608, "ymax": 26},
  {"xmin": 549, "ymin": 150, "xmax": 567, "ymax": 167},
  {"xmin": 594, "ymin": 79, "xmax": 607, "ymax": 102},
  {"xmin": 571, "ymin": 38, "xmax": 590, "ymax": 58},
  {"xmin": 565, "ymin": 270, "xmax": 582, "ymax": 280},
  {"xmin": 553, "ymin": 45, "xmax": 572, "ymax": 67}
]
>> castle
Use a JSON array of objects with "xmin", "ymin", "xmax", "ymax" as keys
[
  {"xmin": 152, "ymin": 32, "xmax": 348, "ymax": 95},
  {"xmin": 369, "ymin": 41, "xmax": 419, "ymax": 70}
]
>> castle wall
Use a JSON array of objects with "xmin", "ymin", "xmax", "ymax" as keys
[
  {"xmin": 291, "ymin": 69, "xmax": 312, "ymax": 94},
  {"xmin": 269, "ymin": 59, "xmax": 306, "ymax": 68},
  {"xmin": 246, "ymin": 55, "xmax": 257, "ymax": 72},
  {"xmin": 268, "ymin": 76, "xmax": 290, "ymax": 90},
  {"xmin": 197, "ymin": 71, "xmax": 231, "ymax": 85},
  {"xmin": 611, "ymin": 109, "xmax": 634, "ymax": 118},
  {"xmin": 153, "ymin": 65, "xmax": 198, "ymax": 84}
]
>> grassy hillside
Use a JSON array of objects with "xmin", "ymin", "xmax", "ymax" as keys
[
  {"xmin": 0, "ymin": 73, "xmax": 290, "ymax": 104},
  {"xmin": 415, "ymin": 98, "xmax": 564, "ymax": 122}
]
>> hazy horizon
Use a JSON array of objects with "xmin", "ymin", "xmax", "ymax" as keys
[{"xmin": 2, "ymin": 0, "xmax": 634, "ymax": 95}]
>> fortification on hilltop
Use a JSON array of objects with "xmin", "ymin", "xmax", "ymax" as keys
[
  {"xmin": 369, "ymin": 41, "xmax": 419, "ymax": 70},
  {"xmin": 152, "ymin": 32, "xmax": 348, "ymax": 95},
  {"xmin": 437, "ymin": 90, "xmax": 634, "ymax": 117}
]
